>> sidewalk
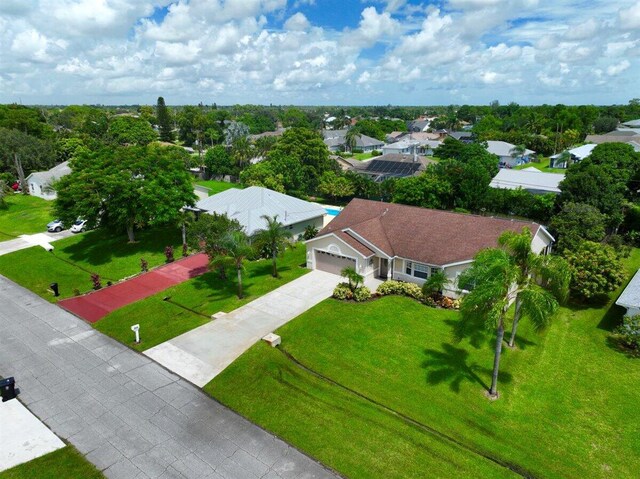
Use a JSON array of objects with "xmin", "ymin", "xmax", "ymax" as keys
[
  {"xmin": 0, "ymin": 274, "xmax": 337, "ymax": 479},
  {"xmin": 59, "ymin": 254, "xmax": 209, "ymax": 323},
  {"xmin": 145, "ymin": 270, "xmax": 342, "ymax": 387},
  {"xmin": 0, "ymin": 230, "xmax": 74, "ymax": 256}
]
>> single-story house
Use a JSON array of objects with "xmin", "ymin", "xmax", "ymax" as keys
[
  {"xmin": 26, "ymin": 161, "xmax": 71, "ymax": 200},
  {"xmin": 489, "ymin": 167, "xmax": 565, "ymax": 195},
  {"xmin": 549, "ymin": 144, "xmax": 597, "ymax": 168},
  {"xmin": 486, "ymin": 141, "xmax": 536, "ymax": 168},
  {"xmin": 616, "ymin": 269, "xmax": 640, "ymax": 317},
  {"xmin": 305, "ymin": 199, "xmax": 553, "ymax": 297},
  {"xmin": 407, "ymin": 119, "xmax": 430, "ymax": 132},
  {"xmin": 585, "ymin": 130, "xmax": 640, "ymax": 151},
  {"xmin": 194, "ymin": 186, "xmax": 325, "ymax": 238},
  {"xmin": 348, "ymin": 153, "xmax": 435, "ymax": 182},
  {"xmin": 447, "ymin": 131, "xmax": 474, "ymax": 143},
  {"xmin": 322, "ymin": 129, "xmax": 384, "ymax": 153},
  {"xmin": 382, "ymin": 138, "xmax": 441, "ymax": 156},
  {"xmin": 622, "ymin": 119, "xmax": 640, "ymax": 128}
]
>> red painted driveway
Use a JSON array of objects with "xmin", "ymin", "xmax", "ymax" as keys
[{"xmin": 58, "ymin": 253, "xmax": 209, "ymax": 323}]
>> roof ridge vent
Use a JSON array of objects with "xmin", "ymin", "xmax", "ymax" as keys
[{"xmin": 381, "ymin": 208, "xmax": 389, "ymax": 216}]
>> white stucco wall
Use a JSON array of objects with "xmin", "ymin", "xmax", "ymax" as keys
[
  {"xmin": 305, "ymin": 235, "xmax": 368, "ymax": 276},
  {"xmin": 289, "ymin": 216, "xmax": 325, "ymax": 241},
  {"xmin": 28, "ymin": 180, "xmax": 56, "ymax": 200}
]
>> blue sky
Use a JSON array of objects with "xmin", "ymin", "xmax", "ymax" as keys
[{"xmin": 0, "ymin": 0, "xmax": 638, "ymax": 105}]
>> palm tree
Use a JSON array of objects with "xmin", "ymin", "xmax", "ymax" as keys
[
  {"xmin": 509, "ymin": 144, "xmax": 527, "ymax": 165},
  {"xmin": 421, "ymin": 270, "xmax": 449, "ymax": 300},
  {"xmin": 498, "ymin": 228, "xmax": 570, "ymax": 348},
  {"xmin": 344, "ymin": 127, "xmax": 361, "ymax": 154},
  {"xmin": 252, "ymin": 215, "xmax": 292, "ymax": 278},
  {"xmin": 176, "ymin": 210, "xmax": 195, "ymax": 251},
  {"xmin": 458, "ymin": 248, "xmax": 558, "ymax": 398},
  {"xmin": 341, "ymin": 266, "xmax": 363, "ymax": 293},
  {"xmin": 214, "ymin": 230, "xmax": 253, "ymax": 299}
]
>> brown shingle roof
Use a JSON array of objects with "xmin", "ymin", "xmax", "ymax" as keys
[{"xmin": 317, "ymin": 199, "xmax": 542, "ymax": 266}]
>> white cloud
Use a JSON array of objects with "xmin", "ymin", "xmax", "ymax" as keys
[
  {"xmin": 607, "ymin": 59, "xmax": 630, "ymax": 76},
  {"xmin": 619, "ymin": 1, "xmax": 640, "ymax": 29},
  {"xmin": 284, "ymin": 12, "xmax": 310, "ymax": 31}
]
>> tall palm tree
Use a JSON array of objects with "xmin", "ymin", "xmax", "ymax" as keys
[
  {"xmin": 344, "ymin": 127, "xmax": 361, "ymax": 154},
  {"xmin": 458, "ymin": 248, "xmax": 558, "ymax": 398},
  {"xmin": 498, "ymin": 228, "xmax": 570, "ymax": 348},
  {"xmin": 509, "ymin": 144, "xmax": 527, "ymax": 165},
  {"xmin": 214, "ymin": 230, "xmax": 253, "ymax": 299},
  {"xmin": 252, "ymin": 215, "xmax": 292, "ymax": 278}
]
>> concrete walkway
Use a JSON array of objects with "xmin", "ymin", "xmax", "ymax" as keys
[
  {"xmin": 0, "ymin": 230, "xmax": 74, "ymax": 256},
  {"xmin": 145, "ymin": 271, "xmax": 342, "ymax": 387},
  {"xmin": 0, "ymin": 275, "xmax": 337, "ymax": 479}
]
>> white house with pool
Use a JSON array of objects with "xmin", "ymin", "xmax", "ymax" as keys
[
  {"xmin": 194, "ymin": 186, "xmax": 326, "ymax": 239},
  {"xmin": 305, "ymin": 199, "xmax": 554, "ymax": 298}
]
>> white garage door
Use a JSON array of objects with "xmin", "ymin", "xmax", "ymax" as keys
[{"xmin": 315, "ymin": 250, "xmax": 356, "ymax": 275}]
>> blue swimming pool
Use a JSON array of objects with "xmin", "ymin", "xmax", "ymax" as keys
[{"xmin": 325, "ymin": 208, "xmax": 341, "ymax": 216}]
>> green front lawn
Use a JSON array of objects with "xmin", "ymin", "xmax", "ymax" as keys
[
  {"xmin": 206, "ymin": 251, "xmax": 640, "ymax": 479},
  {"xmin": 96, "ymin": 244, "xmax": 308, "ymax": 351},
  {"xmin": 0, "ymin": 226, "xmax": 181, "ymax": 301},
  {"xmin": 0, "ymin": 193, "xmax": 53, "ymax": 240},
  {"xmin": 195, "ymin": 180, "xmax": 241, "ymax": 195},
  {"xmin": 515, "ymin": 157, "xmax": 566, "ymax": 173},
  {"xmin": 0, "ymin": 447, "xmax": 102, "ymax": 479}
]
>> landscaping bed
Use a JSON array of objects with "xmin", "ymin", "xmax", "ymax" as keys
[{"xmin": 206, "ymin": 250, "xmax": 640, "ymax": 479}]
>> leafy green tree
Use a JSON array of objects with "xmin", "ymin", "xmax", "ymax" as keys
[
  {"xmin": 0, "ymin": 128, "xmax": 56, "ymax": 190},
  {"xmin": 458, "ymin": 248, "xmax": 558, "ymax": 398},
  {"xmin": 341, "ymin": 266, "xmax": 363, "ymax": 293},
  {"xmin": 205, "ymin": 145, "xmax": 236, "ymax": 177},
  {"xmin": 0, "ymin": 104, "xmax": 52, "ymax": 138},
  {"xmin": 54, "ymin": 145, "xmax": 195, "ymax": 242},
  {"xmin": 593, "ymin": 116, "xmax": 619, "ymax": 134},
  {"xmin": 281, "ymin": 108, "xmax": 310, "ymax": 128},
  {"xmin": 187, "ymin": 213, "xmax": 243, "ymax": 279},
  {"xmin": 252, "ymin": 215, "xmax": 292, "ymax": 277},
  {"xmin": 550, "ymin": 202, "xmax": 607, "ymax": 252},
  {"xmin": 318, "ymin": 171, "xmax": 355, "ymax": 201},
  {"xmin": 498, "ymin": 228, "xmax": 569, "ymax": 347},
  {"xmin": 563, "ymin": 241, "xmax": 625, "ymax": 302},
  {"xmin": 108, "ymin": 116, "xmax": 157, "ymax": 146},
  {"xmin": 214, "ymin": 230, "xmax": 253, "ymax": 299},
  {"xmin": 392, "ymin": 170, "xmax": 453, "ymax": 209},
  {"xmin": 224, "ymin": 121, "xmax": 250, "ymax": 147},
  {"xmin": 0, "ymin": 179, "xmax": 10, "ymax": 208},
  {"xmin": 156, "ymin": 97, "xmax": 174, "ymax": 142},
  {"xmin": 240, "ymin": 162, "xmax": 285, "ymax": 192}
]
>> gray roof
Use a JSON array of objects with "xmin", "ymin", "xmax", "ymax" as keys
[
  {"xmin": 448, "ymin": 131, "xmax": 473, "ymax": 140},
  {"xmin": 489, "ymin": 168, "xmax": 565, "ymax": 194},
  {"xmin": 195, "ymin": 186, "xmax": 325, "ymax": 235},
  {"xmin": 616, "ymin": 269, "xmax": 640, "ymax": 309},
  {"xmin": 550, "ymin": 143, "xmax": 597, "ymax": 161},
  {"xmin": 322, "ymin": 129, "xmax": 384, "ymax": 149},
  {"xmin": 486, "ymin": 141, "xmax": 535, "ymax": 157},
  {"xmin": 623, "ymin": 119, "xmax": 640, "ymax": 128},
  {"xmin": 26, "ymin": 161, "xmax": 71, "ymax": 185}
]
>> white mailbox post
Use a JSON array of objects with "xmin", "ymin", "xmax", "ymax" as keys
[{"xmin": 131, "ymin": 324, "xmax": 140, "ymax": 343}]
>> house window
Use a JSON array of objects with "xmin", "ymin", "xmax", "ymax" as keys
[{"xmin": 405, "ymin": 261, "xmax": 430, "ymax": 279}]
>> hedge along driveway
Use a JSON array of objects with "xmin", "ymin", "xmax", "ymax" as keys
[{"xmin": 0, "ymin": 226, "xmax": 182, "ymax": 301}]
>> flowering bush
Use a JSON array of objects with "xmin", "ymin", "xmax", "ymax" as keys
[
  {"xmin": 165, "ymin": 246, "xmax": 174, "ymax": 263},
  {"xmin": 353, "ymin": 286, "xmax": 372, "ymax": 302},
  {"xmin": 333, "ymin": 282, "xmax": 352, "ymax": 300},
  {"xmin": 91, "ymin": 273, "xmax": 102, "ymax": 290},
  {"xmin": 613, "ymin": 315, "xmax": 640, "ymax": 351},
  {"xmin": 377, "ymin": 280, "xmax": 424, "ymax": 301},
  {"xmin": 140, "ymin": 258, "xmax": 148, "ymax": 272}
]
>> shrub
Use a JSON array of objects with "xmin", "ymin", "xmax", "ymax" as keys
[
  {"xmin": 371, "ymin": 150, "xmax": 382, "ymax": 156},
  {"xmin": 303, "ymin": 224, "xmax": 319, "ymax": 240},
  {"xmin": 182, "ymin": 243, "xmax": 189, "ymax": 257},
  {"xmin": 613, "ymin": 315, "xmax": 640, "ymax": 351},
  {"xmin": 140, "ymin": 258, "xmax": 148, "ymax": 272},
  {"xmin": 376, "ymin": 280, "xmax": 424, "ymax": 301},
  {"xmin": 353, "ymin": 286, "xmax": 371, "ymax": 302},
  {"xmin": 333, "ymin": 282, "xmax": 352, "ymax": 300},
  {"xmin": 165, "ymin": 246, "xmax": 174, "ymax": 263},
  {"xmin": 91, "ymin": 273, "xmax": 101, "ymax": 290}
]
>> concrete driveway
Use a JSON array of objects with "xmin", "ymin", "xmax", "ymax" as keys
[
  {"xmin": 0, "ymin": 230, "xmax": 74, "ymax": 256},
  {"xmin": 145, "ymin": 270, "xmax": 342, "ymax": 387}
]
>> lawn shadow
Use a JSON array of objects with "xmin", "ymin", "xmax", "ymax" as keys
[
  {"xmin": 422, "ymin": 344, "xmax": 512, "ymax": 393},
  {"xmin": 60, "ymin": 227, "xmax": 181, "ymax": 267},
  {"xmin": 597, "ymin": 302, "xmax": 626, "ymax": 332},
  {"xmin": 508, "ymin": 334, "xmax": 537, "ymax": 350},
  {"xmin": 443, "ymin": 319, "xmax": 489, "ymax": 349}
]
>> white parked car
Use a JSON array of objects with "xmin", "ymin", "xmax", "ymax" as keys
[
  {"xmin": 46, "ymin": 219, "xmax": 65, "ymax": 233},
  {"xmin": 70, "ymin": 219, "xmax": 88, "ymax": 233}
]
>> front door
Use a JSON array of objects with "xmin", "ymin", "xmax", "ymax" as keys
[{"xmin": 379, "ymin": 258, "xmax": 388, "ymax": 278}]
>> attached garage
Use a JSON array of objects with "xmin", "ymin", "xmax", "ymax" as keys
[{"xmin": 314, "ymin": 250, "xmax": 356, "ymax": 275}]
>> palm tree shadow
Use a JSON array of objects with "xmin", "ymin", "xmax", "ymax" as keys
[{"xmin": 422, "ymin": 344, "xmax": 512, "ymax": 393}]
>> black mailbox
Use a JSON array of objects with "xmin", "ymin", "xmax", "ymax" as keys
[
  {"xmin": 1, "ymin": 377, "xmax": 17, "ymax": 402},
  {"xmin": 50, "ymin": 282, "xmax": 59, "ymax": 297}
]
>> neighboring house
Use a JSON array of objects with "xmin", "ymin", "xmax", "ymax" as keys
[
  {"xmin": 305, "ymin": 199, "xmax": 554, "ymax": 298},
  {"xmin": 322, "ymin": 129, "xmax": 384, "ymax": 153},
  {"xmin": 616, "ymin": 269, "xmax": 640, "ymax": 317},
  {"xmin": 194, "ymin": 186, "xmax": 325, "ymax": 238},
  {"xmin": 489, "ymin": 167, "xmax": 565, "ymax": 195},
  {"xmin": 382, "ymin": 137, "xmax": 441, "ymax": 156},
  {"xmin": 348, "ymin": 153, "xmax": 435, "ymax": 182},
  {"xmin": 447, "ymin": 131, "xmax": 474, "ymax": 143},
  {"xmin": 385, "ymin": 131, "xmax": 405, "ymax": 143},
  {"xmin": 248, "ymin": 128, "xmax": 287, "ymax": 141},
  {"xmin": 486, "ymin": 141, "xmax": 536, "ymax": 168},
  {"xmin": 407, "ymin": 120, "xmax": 430, "ymax": 132},
  {"xmin": 549, "ymin": 144, "xmax": 597, "ymax": 168},
  {"xmin": 585, "ymin": 130, "xmax": 640, "ymax": 151},
  {"xmin": 332, "ymin": 155, "xmax": 361, "ymax": 172},
  {"xmin": 622, "ymin": 119, "xmax": 640, "ymax": 128},
  {"xmin": 26, "ymin": 161, "xmax": 71, "ymax": 200}
]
